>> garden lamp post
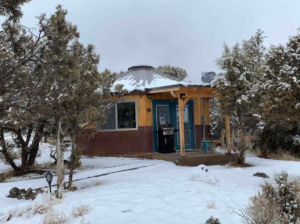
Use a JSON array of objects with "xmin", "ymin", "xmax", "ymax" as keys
[{"xmin": 45, "ymin": 171, "xmax": 53, "ymax": 193}]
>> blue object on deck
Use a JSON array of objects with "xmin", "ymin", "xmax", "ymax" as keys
[{"xmin": 200, "ymin": 140, "xmax": 212, "ymax": 154}]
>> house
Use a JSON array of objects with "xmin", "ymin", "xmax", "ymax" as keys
[{"xmin": 77, "ymin": 65, "xmax": 233, "ymax": 165}]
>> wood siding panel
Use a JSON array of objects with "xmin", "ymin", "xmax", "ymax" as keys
[
  {"xmin": 137, "ymin": 94, "xmax": 153, "ymax": 126},
  {"xmin": 195, "ymin": 125, "xmax": 211, "ymax": 149},
  {"xmin": 152, "ymin": 93, "xmax": 176, "ymax": 100},
  {"xmin": 144, "ymin": 96, "xmax": 153, "ymax": 126},
  {"xmin": 193, "ymin": 98, "xmax": 210, "ymax": 126},
  {"xmin": 205, "ymin": 99, "xmax": 211, "ymax": 125},
  {"xmin": 137, "ymin": 95, "xmax": 144, "ymax": 127},
  {"xmin": 77, "ymin": 126, "xmax": 153, "ymax": 156},
  {"xmin": 193, "ymin": 97, "xmax": 201, "ymax": 125},
  {"xmin": 199, "ymin": 98, "xmax": 210, "ymax": 125}
]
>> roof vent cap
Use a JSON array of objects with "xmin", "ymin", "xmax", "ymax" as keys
[{"xmin": 128, "ymin": 65, "xmax": 154, "ymax": 71}]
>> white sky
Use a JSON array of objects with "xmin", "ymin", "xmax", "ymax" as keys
[{"xmin": 20, "ymin": 0, "xmax": 300, "ymax": 82}]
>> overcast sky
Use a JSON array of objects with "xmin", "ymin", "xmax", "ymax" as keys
[{"xmin": 21, "ymin": 0, "xmax": 300, "ymax": 82}]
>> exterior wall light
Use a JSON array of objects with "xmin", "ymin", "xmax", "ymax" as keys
[{"xmin": 45, "ymin": 171, "xmax": 53, "ymax": 193}]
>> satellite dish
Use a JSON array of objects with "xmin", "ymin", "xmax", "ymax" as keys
[{"xmin": 201, "ymin": 71, "xmax": 216, "ymax": 83}]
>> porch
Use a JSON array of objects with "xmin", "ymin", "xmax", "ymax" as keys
[
  {"xmin": 152, "ymin": 150, "xmax": 237, "ymax": 166},
  {"xmin": 148, "ymin": 85, "xmax": 232, "ymax": 157}
]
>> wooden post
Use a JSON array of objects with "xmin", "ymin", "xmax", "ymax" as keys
[
  {"xmin": 178, "ymin": 96, "xmax": 190, "ymax": 157},
  {"xmin": 178, "ymin": 98, "xmax": 185, "ymax": 157},
  {"xmin": 225, "ymin": 115, "xmax": 231, "ymax": 153}
]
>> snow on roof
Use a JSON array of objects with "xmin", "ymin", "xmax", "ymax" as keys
[{"xmin": 112, "ymin": 65, "xmax": 210, "ymax": 93}]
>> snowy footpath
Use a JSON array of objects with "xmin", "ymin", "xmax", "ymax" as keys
[{"xmin": 0, "ymin": 146, "xmax": 300, "ymax": 224}]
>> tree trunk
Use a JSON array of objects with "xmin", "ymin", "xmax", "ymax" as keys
[
  {"xmin": 237, "ymin": 127, "xmax": 246, "ymax": 165},
  {"xmin": 15, "ymin": 129, "xmax": 29, "ymax": 171},
  {"xmin": 236, "ymin": 112, "xmax": 246, "ymax": 165},
  {"xmin": 27, "ymin": 123, "xmax": 45, "ymax": 169},
  {"xmin": 20, "ymin": 151, "xmax": 29, "ymax": 171},
  {"xmin": 56, "ymin": 118, "xmax": 64, "ymax": 189},
  {"xmin": 25, "ymin": 124, "xmax": 33, "ymax": 146},
  {"xmin": 68, "ymin": 133, "xmax": 76, "ymax": 189},
  {"xmin": 260, "ymin": 128, "xmax": 269, "ymax": 158},
  {"xmin": 0, "ymin": 128, "xmax": 20, "ymax": 172}
]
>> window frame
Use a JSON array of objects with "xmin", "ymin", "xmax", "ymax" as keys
[{"xmin": 97, "ymin": 99, "xmax": 138, "ymax": 132}]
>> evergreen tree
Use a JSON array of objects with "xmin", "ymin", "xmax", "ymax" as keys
[
  {"xmin": 0, "ymin": 5, "xmax": 119, "ymax": 181},
  {"xmin": 64, "ymin": 68, "xmax": 121, "ymax": 189},
  {"xmin": 156, "ymin": 65, "xmax": 187, "ymax": 81},
  {"xmin": 213, "ymin": 43, "xmax": 250, "ymax": 163},
  {"xmin": 213, "ymin": 30, "xmax": 266, "ymax": 163},
  {"xmin": 0, "ymin": 0, "xmax": 31, "ymax": 21},
  {"xmin": 0, "ymin": 1, "xmax": 52, "ymax": 172},
  {"xmin": 257, "ymin": 31, "xmax": 300, "ymax": 155},
  {"xmin": 213, "ymin": 29, "xmax": 300, "ymax": 157},
  {"xmin": 30, "ymin": 6, "xmax": 120, "ymax": 190}
]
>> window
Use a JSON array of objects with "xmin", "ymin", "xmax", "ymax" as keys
[
  {"xmin": 117, "ymin": 102, "xmax": 136, "ymax": 129},
  {"xmin": 98, "ymin": 104, "xmax": 116, "ymax": 130},
  {"xmin": 97, "ymin": 100, "xmax": 137, "ymax": 131},
  {"xmin": 156, "ymin": 105, "xmax": 169, "ymax": 126}
]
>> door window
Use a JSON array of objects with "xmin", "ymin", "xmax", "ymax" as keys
[
  {"xmin": 157, "ymin": 105, "xmax": 169, "ymax": 126},
  {"xmin": 176, "ymin": 105, "xmax": 190, "ymax": 144}
]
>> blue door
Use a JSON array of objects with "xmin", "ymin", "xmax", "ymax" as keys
[
  {"xmin": 171, "ymin": 101, "xmax": 194, "ymax": 150},
  {"xmin": 153, "ymin": 100, "xmax": 194, "ymax": 152}
]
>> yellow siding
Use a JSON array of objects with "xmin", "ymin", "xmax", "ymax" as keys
[
  {"xmin": 202, "ymin": 98, "xmax": 211, "ymax": 125},
  {"xmin": 102, "ymin": 93, "xmax": 211, "ymax": 128},
  {"xmin": 194, "ymin": 98, "xmax": 210, "ymax": 125},
  {"xmin": 193, "ymin": 97, "xmax": 201, "ymax": 125},
  {"xmin": 152, "ymin": 93, "xmax": 176, "ymax": 100}
]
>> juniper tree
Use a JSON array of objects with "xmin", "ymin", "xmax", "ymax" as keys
[
  {"xmin": 213, "ymin": 30, "xmax": 266, "ymax": 163},
  {"xmin": 156, "ymin": 65, "xmax": 187, "ymax": 81},
  {"xmin": 0, "ymin": 4, "xmax": 119, "ymax": 180},
  {"xmin": 214, "ymin": 43, "xmax": 250, "ymax": 163},
  {"xmin": 64, "ymin": 68, "xmax": 121, "ymax": 189},
  {"xmin": 34, "ymin": 7, "xmax": 122, "ymax": 190},
  {"xmin": 241, "ymin": 30, "xmax": 270, "ymax": 156},
  {"xmin": 0, "ymin": 0, "xmax": 51, "ymax": 173},
  {"xmin": 0, "ymin": 2, "xmax": 53, "ymax": 172},
  {"xmin": 0, "ymin": 0, "xmax": 31, "ymax": 21},
  {"xmin": 0, "ymin": 5, "xmax": 77, "ymax": 173},
  {"xmin": 258, "ymin": 31, "xmax": 300, "ymax": 155}
]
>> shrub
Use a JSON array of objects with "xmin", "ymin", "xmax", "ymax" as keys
[
  {"xmin": 239, "ymin": 192, "xmax": 285, "ymax": 224},
  {"xmin": 42, "ymin": 211, "xmax": 70, "ymax": 224},
  {"xmin": 268, "ymin": 149, "xmax": 300, "ymax": 161},
  {"xmin": 231, "ymin": 129, "xmax": 253, "ymax": 164},
  {"xmin": 72, "ymin": 204, "xmax": 91, "ymax": 218},
  {"xmin": 239, "ymin": 171, "xmax": 300, "ymax": 223},
  {"xmin": 205, "ymin": 216, "xmax": 221, "ymax": 224}
]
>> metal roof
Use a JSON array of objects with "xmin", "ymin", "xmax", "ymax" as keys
[{"xmin": 113, "ymin": 65, "xmax": 210, "ymax": 93}]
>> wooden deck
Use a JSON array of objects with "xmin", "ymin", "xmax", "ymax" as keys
[
  {"xmin": 83, "ymin": 150, "xmax": 237, "ymax": 167},
  {"xmin": 152, "ymin": 150, "xmax": 237, "ymax": 166}
]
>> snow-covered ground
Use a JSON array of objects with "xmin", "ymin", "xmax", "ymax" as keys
[{"xmin": 0, "ymin": 145, "xmax": 300, "ymax": 224}]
